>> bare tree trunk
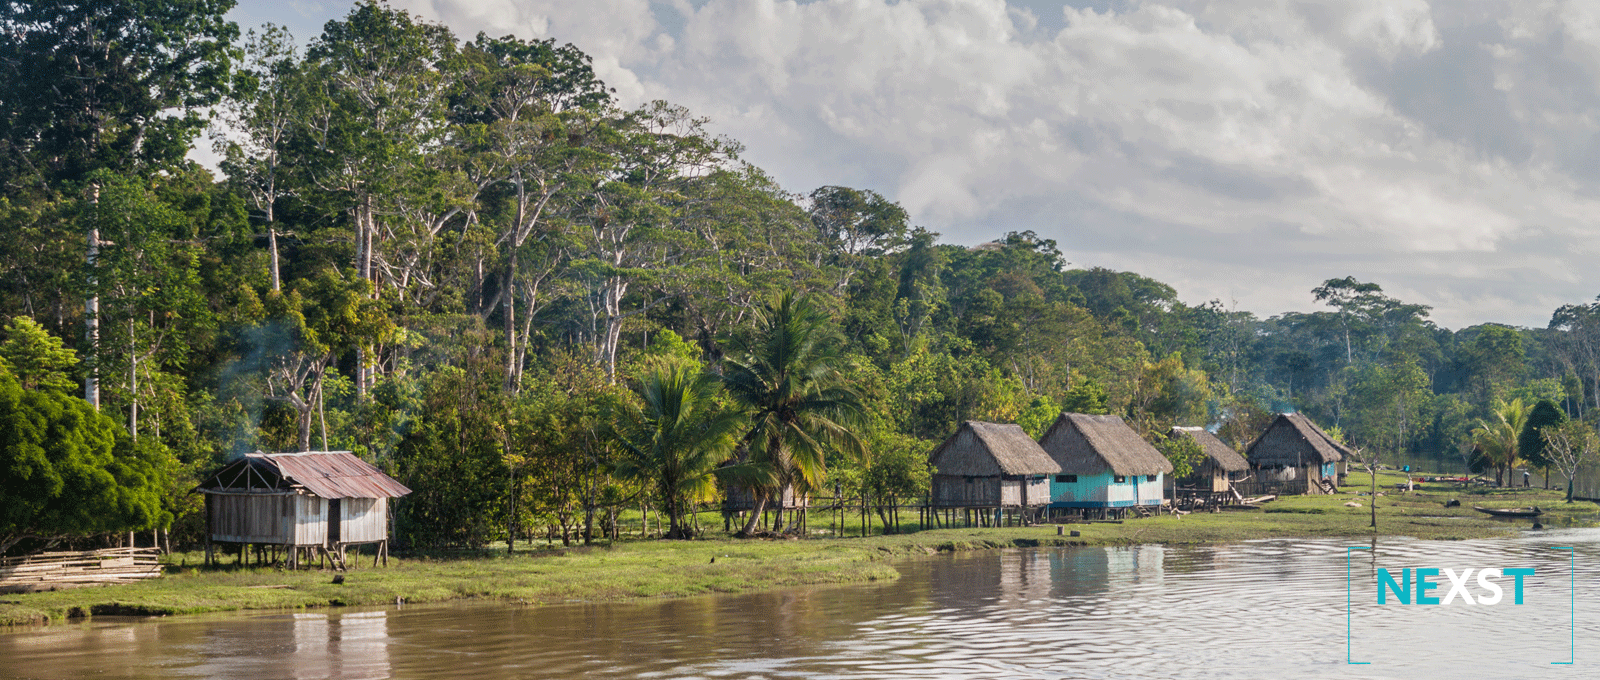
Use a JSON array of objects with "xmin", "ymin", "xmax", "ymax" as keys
[
  {"xmin": 599, "ymin": 276, "xmax": 627, "ymax": 382},
  {"xmin": 317, "ymin": 379, "xmax": 329, "ymax": 451},
  {"xmin": 85, "ymin": 186, "xmax": 100, "ymax": 410},
  {"xmin": 503, "ymin": 248, "xmax": 520, "ymax": 392},
  {"xmin": 128, "ymin": 320, "xmax": 138, "ymax": 441},
  {"xmin": 268, "ymin": 225, "xmax": 281, "ymax": 292}
]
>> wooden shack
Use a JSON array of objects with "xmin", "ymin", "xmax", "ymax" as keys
[
  {"xmin": 1244, "ymin": 413, "xmax": 1349, "ymax": 494},
  {"xmin": 197, "ymin": 451, "xmax": 411, "ymax": 568},
  {"xmin": 1168, "ymin": 426, "xmax": 1249, "ymax": 493},
  {"xmin": 1038, "ymin": 413, "xmax": 1173, "ymax": 517},
  {"xmin": 928, "ymin": 421, "xmax": 1060, "ymax": 527}
]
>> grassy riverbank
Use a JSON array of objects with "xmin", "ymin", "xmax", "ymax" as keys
[{"xmin": 3, "ymin": 471, "xmax": 1594, "ymax": 627}]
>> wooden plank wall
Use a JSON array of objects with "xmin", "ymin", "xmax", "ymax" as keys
[
  {"xmin": 931, "ymin": 475, "xmax": 1002, "ymax": 507},
  {"xmin": 341, "ymin": 497, "xmax": 388, "ymax": 544},
  {"xmin": 208, "ymin": 493, "xmax": 293, "ymax": 544},
  {"xmin": 294, "ymin": 494, "xmax": 328, "ymax": 546}
]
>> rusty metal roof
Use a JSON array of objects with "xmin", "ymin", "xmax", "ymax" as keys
[{"xmin": 243, "ymin": 451, "xmax": 411, "ymax": 499}]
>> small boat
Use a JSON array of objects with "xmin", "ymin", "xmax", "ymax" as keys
[{"xmin": 1473, "ymin": 506, "xmax": 1543, "ymax": 518}]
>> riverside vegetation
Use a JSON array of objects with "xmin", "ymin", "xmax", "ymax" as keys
[
  {"xmin": 9, "ymin": 0, "xmax": 1600, "ymax": 615},
  {"xmin": 4, "ymin": 471, "xmax": 1593, "ymax": 627}
]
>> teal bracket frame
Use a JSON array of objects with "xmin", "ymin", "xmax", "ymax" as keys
[
  {"xmin": 1348, "ymin": 546, "xmax": 1371, "ymax": 665},
  {"xmin": 1552, "ymin": 546, "xmax": 1574, "ymax": 665}
]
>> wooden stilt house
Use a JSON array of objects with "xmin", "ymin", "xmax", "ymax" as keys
[
  {"xmin": 928, "ymin": 422, "xmax": 1060, "ymax": 525},
  {"xmin": 197, "ymin": 451, "xmax": 411, "ymax": 568},
  {"xmin": 1168, "ymin": 426, "xmax": 1249, "ymax": 493},
  {"xmin": 1038, "ymin": 413, "xmax": 1172, "ymax": 513},
  {"xmin": 1244, "ymin": 413, "xmax": 1350, "ymax": 494}
]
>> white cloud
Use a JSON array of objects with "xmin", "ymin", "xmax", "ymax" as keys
[{"xmin": 348, "ymin": 0, "xmax": 1600, "ymax": 327}]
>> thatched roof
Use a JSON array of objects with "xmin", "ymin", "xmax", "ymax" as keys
[
  {"xmin": 1169, "ymin": 427, "xmax": 1249, "ymax": 472},
  {"xmin": 199, "ymin": 451, "xmax": 412, "ymax": 499},
  {"xmin": 1245, "ymin": 413, "xmax": 1350, "ymax": 467},
  {"xmin": 928, "ymin": 422, "xmax": 1062, "ymax": 477},
  {"xmin": 1038, "ymin": 413, "xmax": 1174, "ymax": 476}
]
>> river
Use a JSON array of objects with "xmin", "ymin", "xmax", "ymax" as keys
[{"xmin": 3, "ymin": 529, "xmax": 1596, "ymax": 679}]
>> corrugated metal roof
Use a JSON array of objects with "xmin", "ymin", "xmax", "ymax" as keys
[{"xmin": 246, "ymin": 451, "xmax": 412, "ymax": 499}]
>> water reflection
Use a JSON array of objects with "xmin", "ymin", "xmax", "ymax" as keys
[{"xmin": 3, "ymin": 532, "xmax": 1597, "ymax": 679}]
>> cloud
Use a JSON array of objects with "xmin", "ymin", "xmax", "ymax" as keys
[{"xmin": 379, "ymin": 0, "xmax": 1600, "ymax": 328}]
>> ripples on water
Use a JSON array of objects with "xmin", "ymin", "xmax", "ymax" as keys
[{"xmin": 3, "ymin": 530, "xmax": 1596, "ymax": 679}]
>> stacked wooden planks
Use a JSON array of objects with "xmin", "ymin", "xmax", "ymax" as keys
[{"xmin": 0, "ymin": 547, "xmax": 162, "ymax": 593}]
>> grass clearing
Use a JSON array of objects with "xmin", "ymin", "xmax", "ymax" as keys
[{"xmin": 3, "ymin": 470, "xmax": 1593, "ymax": 628}]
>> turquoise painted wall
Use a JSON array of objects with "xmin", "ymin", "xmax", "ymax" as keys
[{"xmin": 1050, "ymin": 471, "xmax": 1165, "ymax": 507}]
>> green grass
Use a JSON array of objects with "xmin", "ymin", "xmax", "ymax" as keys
[{"xmin": 3, "ymin": 470, "xmax": 1593, "ymax": 628}]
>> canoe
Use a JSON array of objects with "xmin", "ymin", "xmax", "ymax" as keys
[{"xmin": 1473, "ymin": 506, "xmax": 1543, "ymax": 518}]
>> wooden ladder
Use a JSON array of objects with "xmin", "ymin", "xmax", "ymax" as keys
[{"xmin": 319, "ymin": 546, "xmax": 348, "ymax": 572}]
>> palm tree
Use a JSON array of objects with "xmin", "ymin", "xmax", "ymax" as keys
[
  {"xmin": 720, "ymin": 292, "xmax": 866, "ymax": 536},
  {"xmin": 610, "ymin": 360, "xmax": 741, "ymax": 539},
  {"xmin": 1471, "ymin": 398, "xmax": 1530, "ymax": 486}
]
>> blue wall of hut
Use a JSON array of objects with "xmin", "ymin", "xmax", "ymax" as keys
[{"xmin": 1049, "ymin": 472, "xmax": 1164, "ymax": 507}]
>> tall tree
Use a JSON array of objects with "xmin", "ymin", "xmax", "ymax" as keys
[
  {"xmin": 720, "ymin": 293, "xmax": 865, "ymax": 535},
  {"xmin": 1518, "ymin": 398, "xmax": 1566, "ymax": 489},
  {"xmin": 0, "ymin": 362, "xmax": 166, "ymax": 555},
  {"xmin": 1471, "ymin": 398, "xmax": 1530, "ymax": 486},
  {"xmin": 216, "ymin": 25, "xmax": 302, "ymax": 292},
  {"xmin": 0, "ymin": 0, "xmax": 237, "ymax": 408},
  {"xmin": 294, "ymin": 0, "xmax": 455, "ymax": 394},
  {"xmin": 1549, "ymin": 300, "xmax": 1600, "ymax": 414},
  {"xmin": 575, "ymin": 102, "xmax": 738, "ymax": 380},
  {"xmin": 1540, "ymin": 420, "xmax": 1596, "ymax": 503},
  {"xmin": 0, "ymin": 0, "xmax": 238, "ymax": 189},
  {"xmin": 609, "ymin": 360, "xmax": 739, "ymax": 539},
  {"xmin": 454, "ymin": 34, "xmax": 611, "ymax": 391}
]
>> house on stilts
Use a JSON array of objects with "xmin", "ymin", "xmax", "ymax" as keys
[
  {"xmin": 928, "ymin": 421, "xmax": 1060, "ymax": 527},
  {"xmin": 197, "ymin": 451, "xmax": 411, "ymax": 569},
  {"xmin": 1168, "ymin": 426, "xmax": 1250, "ymax": 508},
  {"xmin": 1243, "ymin": 413, "xmax": 1350, "ymax": 495},
  {"xmin": 1038, "ymin": 413, "xmax": 1173, "ymax": 519}
]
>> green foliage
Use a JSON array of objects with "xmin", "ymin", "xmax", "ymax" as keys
[
  {"xmin": 0, "ymin": 316, "xmax": 78, "ymax": 391},
  {"xmin": 1519, "ymin": 399, "xmax": 1567, "ymax": 473},
  {"xmin": 609, "ymin": 360, "xmax": 740, "ymax": 538},
  {"xmin": 1471, "ymin": 399, "xmax": 1530, "ymax": 485},
  {"xmin": 720, "ymin": 293, "xmax": 866, "ymax": 534},
  {"xmin": 642, "ymin": 330, "xmax": 700, "ymax": 366},
  {"xmin": 1061, "ymin": 379, "xmax": 1110, "ymax": 415},
  {"xmin": 0, "ymin": 365, "xmax": 167, "ymax": 555},
  {"xmin": 393, "ymin": 366, "xmax": 508, "ymax": 549},
  {"xmin": 1017, "ymin": 394, "xmax": 1061, "ymax": 439},
  {"xmin": 0, "ymin": 0, "xmax": 239, "ymax": 187},
  {"xmin": 1129, "ymin": 353, "xmax": 1211, "ymax": 430},
  {"xmin": 1154, "ymin": 433, "xmax": 1205, "ymax": 480}
]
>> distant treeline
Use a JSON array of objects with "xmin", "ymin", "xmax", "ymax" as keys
[{"xmin": 2, "ymin": 0, "xmax": 1597, "ymax": 553}]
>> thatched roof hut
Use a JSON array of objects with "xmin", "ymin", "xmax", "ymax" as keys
[
  {"xmin": 929, "ymin": 421, "xmax": 1062, "ymax": 477},
  {"xmin": 1038, "ymin": 413, "xmax": 1173, "ymax": 476},
  {"xmin": 1169, "ymin": 426, "xmax": 1248, "ymax": 473},
  {"xmin": 1245, "ymin": 413, "xmax": 1349, "ymax": 468},
  {"xmin": 928, "ymin": 421, "xmax": 1059, "ymax": 510}
]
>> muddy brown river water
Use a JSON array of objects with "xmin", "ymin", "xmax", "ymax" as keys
[{"xmin": 3, "ymin": 530, "xmax": 1597, "ymax": 679}]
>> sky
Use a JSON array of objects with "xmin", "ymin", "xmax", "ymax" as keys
[{"xmin": 219, "ymin": 0, "xmax": 1600, "ymax": 330}]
